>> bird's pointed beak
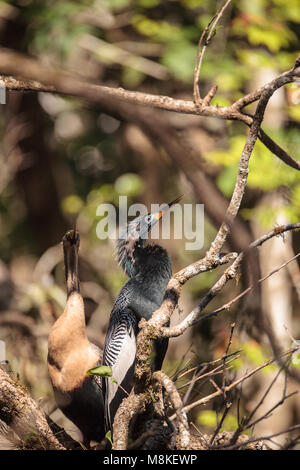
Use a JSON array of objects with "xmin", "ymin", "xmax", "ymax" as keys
[
  {"xmin": 152, "ymin": 194, "xmax": 184, "ymax": 222},
  {"xmin": 167, "ymin": 194, "xmax": 185, "ymax": 208},
  {"xmin": 72, "ymin": 222, "xmax": 78, "ymax": 241},
  {"xmin": 145, "ymin": 195, "xmax": 184, "ymax": 237}
]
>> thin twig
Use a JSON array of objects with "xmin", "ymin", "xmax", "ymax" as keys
[
  {"xmin": 193, "ymin": 0, "xmax": 232, "ymax": 103},
  {"xmin": 170, "ymin": 346, "xmax": 299, "ymax": 419},
  {"xmin": 158, "ymin": 224, "xmax": 300, "ymax": 338},
  {"xmin": 223, "ymin": 424, "xmax": 300, "ymax": 450},
  {"xmin": 210, "ymin": 402, "xmax": 232, "ymax": 445},
  {"xmin": 201, "ymin": 252, "xmax": 300, "ymax": 323}
]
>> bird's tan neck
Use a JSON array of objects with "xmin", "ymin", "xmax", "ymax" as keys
[
  {"xmin": 53, "ymin": 290, "xmax": 86, "ymax": 335},
  {"xmin": 64, "ymin": 243, "xmax": 80, "ymax": 296},
  {"xmin": 48, "ymin": 292, "xmax": 99, "ymax": 392},
  {"xmin": 48, "ymin": 292, "xmax": 87, "ymax": 359}
]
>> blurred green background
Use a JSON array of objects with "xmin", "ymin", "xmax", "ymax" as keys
[{"xmin": 0, "ymin": 0, "xmax": 300, "ymax": 447}]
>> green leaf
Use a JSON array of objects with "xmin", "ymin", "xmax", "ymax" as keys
[
  {"xmin": 87, "ymin": 365, "xmax": 113, "ymax": 377},
  {"xmin": 105, "ymin": 430, "xmax": 113, "ymax": 444}
]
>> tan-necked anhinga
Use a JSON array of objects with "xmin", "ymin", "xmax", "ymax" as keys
[
  {"xmin": 102, "ymin": 196, "xmax": 183, "ymax": 433},
  {"xmin": 47, "ymin": 229, "xmax": 105, "ymax": 445}
]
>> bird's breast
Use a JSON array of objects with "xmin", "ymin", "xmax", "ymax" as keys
[{"xmin": 48, "ymin": 341, "xmax": 100, "ymax": 393}]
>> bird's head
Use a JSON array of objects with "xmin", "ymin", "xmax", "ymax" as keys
[
  {"xmin": 117, "ymin": 195, "xmax": 183, "ymax": 276},
  {"xmin": 62, "ymin": 229, "xmax": 80, "ymax": 250}
]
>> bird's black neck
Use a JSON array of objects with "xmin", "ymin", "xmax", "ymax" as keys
[
  {"xmin": 117, "ymin": 237, "xmax": 143, "ymax": 277},
  {"xmin": 64, "ymin": 244, "xmax": 80, "ymax": 297},
  {"xmin": 114, "ymin": 241, "xmax": 172, "ymax": 321},
  {"xmin": 117, "ymin": 238, "xmax": 171, "ymax": 278}
]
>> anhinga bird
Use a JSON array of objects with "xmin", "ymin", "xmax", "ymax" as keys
[
  {"xmin": 102, "ymin": 196, "xmax": 183, "ymax": 433},
  {"xmin": 47, "ymin": 229, "xmax": 105, "ymax": 445}
]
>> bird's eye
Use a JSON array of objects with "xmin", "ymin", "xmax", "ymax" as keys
[{"xmin": 145, "ymin": 215, "xmax": 152, "ymax": 224}]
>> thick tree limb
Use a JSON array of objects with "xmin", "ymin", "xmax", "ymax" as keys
[
  {"xmin": 112, "ymin": 392, "xmax": 145, "ymax": 450},
  {"xmin": 152, "ymin": 371, "xmax": 190, "ymax": 450},
  {"xmin": 0, "ymin": 366, "xmax": 67, "ymax": 450},
  {"xmin": 0, "ymin": 49, "xmax": 299, "ymax": 169}
]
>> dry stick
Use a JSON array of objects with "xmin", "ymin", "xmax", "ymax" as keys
[
  {"xmin": 178, "ymin": 354, "xmax": 241, "ymax": 395},
  {"xmin": 240, "ymin": 361, "xmax": 294, "ymax": 436},
  {"xmin": 193, "ymin": 0, "xmax": 232, "ymax": 104},
  {"xmin": 223, "ymin": 424, "xmax": 300, "ymax": 450},
  {"xmin": 222, "ymin": 322, "xmax": 235, "ymax": 393},
  {"xmin": 137, "ymin": 356, "xmax": 241, "ymax": 448},
  {"xmin": 177, "ymin": 349, "xmax": 242, "ymax": 381},
  {"xmin": 236, "ymin": 381, "xmax": 243, "ymax": 429},
  {"xmin": 283, "ymin": 432, "xmax": 300, "ymax": 450},
  {"xmin": 210, "ymin": 402, "xmax": 233, "ymax": 446},
  {"xmin": 206, "ymin": 75, "xmax": 292, "ymax": 258},
  {"xmin": 0, "ymin": 50, "xmax": 299, "ymax": 169},
  {"xmin": 210, "ymin": 323, "xmax": 235, "ymax": 445},
  {"xmin": 201, "ymin": 252, "xmax": 300, "ymax": 323},
  {"xmin": 182, "ymin": 369, "xmax": 198, "ymax": 405},
  {"xmin": 243, "ymin": 364, "xmax": 287, "ymax": 427},
  {"xmin": 193, "ymin": 15, "xmax": 216, "ymax": 104},
  {"xmin": 2, "ymin": 76, "xmax": 298, "ymax": 172},
  {"xmin": 170, "ymin": 346, "xmax": 299, "ymax": 419},
  {"xmin": 209, "ymin": 378, "xmax": 222, "ymax": 393},
  {"xmin": 243, "ymin": 390, "xmax": 298, "ymax": 438},
  {"xmin": 152, "ymin": 371, "xmax": 190, "ymax": 450},
  {"xmin": 170, "ymin": 343, "xmax": 194, "ymax": 383},
  {"xmin": 0, "ymin": 50, "xmax": 293, "ymax": 117},
  {"xmin": 228, "ymin": 360, "xmax": 291, "ymax": 447},
  {"xmin": 159, "ymin": 223, "xmax": 300, "ymax": 338}
]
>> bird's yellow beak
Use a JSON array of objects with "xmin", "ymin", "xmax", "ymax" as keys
[{"xmin": 154, "ymin": 194, "xmax": 184, "ymax": 220}]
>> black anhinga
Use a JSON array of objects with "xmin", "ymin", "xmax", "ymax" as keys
[
  {"xmin": 102, "ymin": 196, "xmax": 183, "ymax": 433},
  {"xmin": 47, "ymin": 229, "xmax": 105, "ymax": 445}
]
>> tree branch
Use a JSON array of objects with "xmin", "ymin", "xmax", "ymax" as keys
[
  {"xmin": 152, "ymin": 371, "xmax": 190, "ymax": 450},
  {"xmin": 193, "ymin": 0, "xmax": 232, "ymax": 103},
  {"xmin": 0, "ymin": 366, "xmax": 78, "ymax": 450},
  {"xmin": 0, "ymin": 49, "xmax": 299, "ymax": 169},
  {"xmin": 172, "ymin": 346, "xmax": 299, "ymax": 418},
  {"xmin": 158, "ymin": 223, "xmax": 300, "ymax": 338},
  {"xmin": 112, "ymin": 392, "xmax": 145, "ymax": 450}
]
